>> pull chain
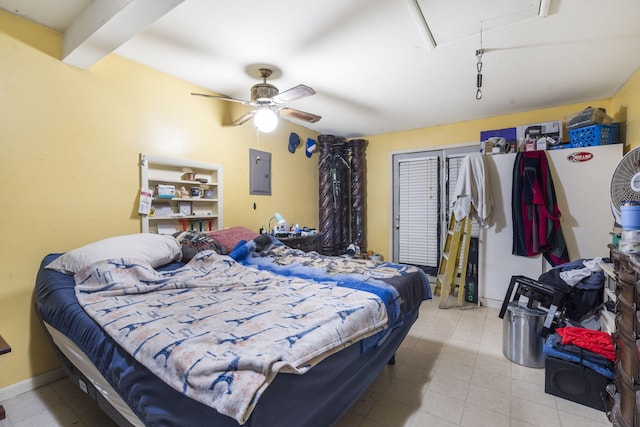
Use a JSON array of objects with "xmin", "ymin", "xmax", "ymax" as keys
[{"xmin": 475, "ymin": 48, "xmax": 484, "ymax": 100}]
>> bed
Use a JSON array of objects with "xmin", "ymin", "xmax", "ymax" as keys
[{"xmin": 35, "ymin": 228, "xmax": 430, "ymax": 426}]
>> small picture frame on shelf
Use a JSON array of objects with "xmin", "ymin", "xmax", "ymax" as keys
[{"xmin": 179, "ymin": 201, "xmax": 192, "ymax": 216}]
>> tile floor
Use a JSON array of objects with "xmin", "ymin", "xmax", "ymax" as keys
[{"xmin": 0, "ymin": 300, "xmax": 613, "ymax": 427}]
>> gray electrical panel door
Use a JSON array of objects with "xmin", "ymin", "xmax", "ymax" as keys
[{"xmin": 250, "ymin": 149, "xmax": 272, "ymax": 195}]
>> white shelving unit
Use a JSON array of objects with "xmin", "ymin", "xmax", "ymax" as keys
[{"xmin": 140, "ymin": 154, "xmax": 223, "ymax": 234}]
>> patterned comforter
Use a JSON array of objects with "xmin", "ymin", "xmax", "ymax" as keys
[
  {"xmin": 74, "ymin": 251, "xmax": 388, "ymax": 424},
  {"xmin": 229, "ymin": 234, "xmax": 432, "ymax": 327}
]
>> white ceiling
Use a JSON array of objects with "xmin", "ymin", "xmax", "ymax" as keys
[{"xmin": 2, "ymin": 0, "xmax": 640, "ymax": 138}]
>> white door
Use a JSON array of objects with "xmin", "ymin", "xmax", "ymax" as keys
[{"xmin": 393, "ymin": 153, "xmax": 440, "ymax": 273}]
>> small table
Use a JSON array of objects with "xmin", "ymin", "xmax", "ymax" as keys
[{"xmin": 0, "ymin": 334, "xmax": 10, "ymax": 420}]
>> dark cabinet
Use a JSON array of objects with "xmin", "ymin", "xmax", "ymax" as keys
[
  {"xmin": 611, "ymin": 250, "xmax": 640, "ymax": 426},
  {"xmin": 278, "ymin": 234, "xmax": 320, "ymax": 253}
]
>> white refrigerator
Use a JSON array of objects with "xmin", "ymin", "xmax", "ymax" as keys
[{"xmin": 479, "ymin": 143, "xmax": 623, "ymax": 308}]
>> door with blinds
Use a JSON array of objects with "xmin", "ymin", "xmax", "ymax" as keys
[{"xmin": 392, "ymin": 146, "xmax": 478, "ymax": 275}]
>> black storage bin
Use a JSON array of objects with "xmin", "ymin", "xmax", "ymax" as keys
[{"xmin": 545, "ymin": 356, "xmax": 611, "ymax": 411}]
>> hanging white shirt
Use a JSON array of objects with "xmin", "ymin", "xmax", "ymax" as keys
[{"xmin": 450, "ymin": 152, "xmax": 493, "ymax": 227}]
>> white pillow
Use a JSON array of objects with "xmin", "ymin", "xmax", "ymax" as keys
[{"xmin": 45, "ymin": 233, "xmax": 182, "ymax": 274}]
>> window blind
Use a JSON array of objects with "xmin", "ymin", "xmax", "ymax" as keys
[{"xmin": 397, "ymin": 156, "xmax": 439, "ymax": 266}]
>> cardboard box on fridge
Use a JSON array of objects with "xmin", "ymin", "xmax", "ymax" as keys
[
  {"xmin": 517, "ymin": 121, "xmax": 563, "ymax": 148},
  {"xmin": 480, "ymin": 127, "xmax": 517, "ymax": 154}
]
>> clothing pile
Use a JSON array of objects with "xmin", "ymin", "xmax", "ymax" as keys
[
  {"xmin": 538, "ymin": 257, "xmax": 606, "ymax": 326},
  {"xmin": 544, "ymin": 327, "xmax": 614, "ymax": 380}
]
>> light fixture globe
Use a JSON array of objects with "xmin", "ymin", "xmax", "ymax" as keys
[{"xmin": 254, "ymin": 108, "xmax": 278, "ymax": 133}]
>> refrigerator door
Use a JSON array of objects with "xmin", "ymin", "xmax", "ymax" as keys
[
  {"xmin": 479, "ymin": 144, "xmax": 622, "ymax": 308},
  {"xmin": 547, "ymin": 144, "xmax": 622, "ymax": 259}
]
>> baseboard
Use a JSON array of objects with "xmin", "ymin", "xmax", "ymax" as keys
[
  {"xmin": 0, "ymin": 368, "xmax": 65, "ymax": 401},
  {"xmin": 481, "ymin": 298, "xmax": 502, "ymax": 309}
]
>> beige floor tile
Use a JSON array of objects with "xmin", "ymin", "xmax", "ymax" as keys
[
  {"xmin": 433, "ymin": 307, "xmax": 464, "ymax": 322},
  {"xmin": 2, "ymin": 387, "xmax": 62, "ymax": 424},
  {"xmin": 510, "ymin": 396, "xmax": 561, "ymax": 426},
  {"xmin": 425, "ymin": 321, "xmax": 458, "ymax": 339},
  {"xmin": 557, "ymin": 409, "xmax": 613, "ymax": 426},
  {"xmin": 425, "ymin": 372, "xmax": 470, "ymax": 400},
  {"xmin": 439, "ymin": 344, "xmax": 477, "ymax": 367},
  {"xmin": 450, "ymin": 328, "xmax": 484, "ymax": 344},
  {"xmin": 366, "ymin": 395, "xmax": 417, "ymax": 427},
  {"xmin": 466, "ymin": 384, "xmax": 510, "ymax": 416},
  {"xmin": 470, "ymin": 366, "xmax": 511, "ymax": 393},
  {"xmin": 511, "ymin": 378, "xmax": 557, "ymax": 408},
  {"xmin": 433, "ymin": 357, "xmax": 475, "ymax": 382},
  {"xmin": 554, "ymin": 395, "xmax": 610, "ymax": 421},
  {"xmin": 408, "ymin": 410, "xmax": 458, "ymax": 427},
  {"xmin": 477, "ymin": 339, "xmax": 504, "ymax": 359},
  {"xmin": 381, "ymin": 378, "xmax": 425, "ymax": 409},
  {"xmin": 412, "ymin": 337, "xmax": 446, "ymax": 359},
  {"xmin": 461, "ymin": 402, "xmax": 510, "ymax": 427},
  {"xmin": 474, "ymin": 351, "xmax": 512, "ymax": 376},
  {"xmin": 391, "ymin": 358, "xmax": 436, "ymax": 386},
  {"xmin": 510, "ymin": 362, "xmax": 546, "ymax": 385},
  {"xmin": 419, "ymin": 389, "xmax": 466, "ymax": 424}
]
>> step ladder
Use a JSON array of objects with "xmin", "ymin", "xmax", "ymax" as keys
[{"xmin": 435, "ymin": 210, "xmax": 473, "ymax": 308}]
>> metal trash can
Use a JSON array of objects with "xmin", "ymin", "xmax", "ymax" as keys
[{"xmin": 502, "ymin": 302, "xmax": 546, "ymax": 368}]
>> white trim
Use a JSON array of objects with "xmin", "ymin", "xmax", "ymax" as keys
[
  {"xmin": 405, "ymin": 0, "xmax": 437, "ymax": 49},
  {"xmin": 142, "ymin": 153, "xmax": 223, "ymax": 172},
  {"xmin": 388, "ymin": 141, "xmax": 478, "ymax": 158},
  {"xmin": 0, "ymin": 368, "xmax": 65, "ymax": 401}
]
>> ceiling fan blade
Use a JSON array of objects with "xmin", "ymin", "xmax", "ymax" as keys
[
  {"xmin": 280, "ymin": 107, "xmax": 321, "ymax": 123},
  {"xmin": 191, "ymin": 92, "xmax": 250, "ymax": 105},
  {"xmin": 271, "ymin": 84, "xmax": 316, "ymax": 104},
  {"xmin": 231, "ymin": 110, "xmax": 256, "ymax": 126}
]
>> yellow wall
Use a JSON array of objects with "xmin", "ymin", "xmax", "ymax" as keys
[
  {"xmin": 1, "ymin": 9, "xmax": 638, "ymax": 391},
  {"xmin": 0, "ymin": 11, "xmax": 319, "ymax": 388},
  {"xmin": 610, "ymin": 68, "xmax": 640, "ymax": 150}
]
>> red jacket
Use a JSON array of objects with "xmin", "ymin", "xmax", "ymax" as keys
[{"xmin": 512, "ymin": 151, "xmax": 569, "ymax": 267}]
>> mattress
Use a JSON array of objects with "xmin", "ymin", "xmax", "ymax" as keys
[{"xmin": 36, "ymin": 248, "xmax": 429, "ymax": 426}]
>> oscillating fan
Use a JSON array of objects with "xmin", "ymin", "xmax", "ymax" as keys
[{"xmin": 610, "ymin": 147, "xmax": 640, "ymax": 224}]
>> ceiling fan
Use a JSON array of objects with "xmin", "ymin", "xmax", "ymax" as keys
[{"xmin": 191, "ymin": 68, "xmax": 321, "ymax": 131}]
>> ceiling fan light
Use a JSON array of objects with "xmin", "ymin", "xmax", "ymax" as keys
[{"xmin": 254, "ymin": 108, "xmax": 278, "ymax": 133}]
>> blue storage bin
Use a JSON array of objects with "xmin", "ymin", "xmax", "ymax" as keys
[{"xmin": 568, "ymin": 124, "xmax": 619, "ymax": 147}]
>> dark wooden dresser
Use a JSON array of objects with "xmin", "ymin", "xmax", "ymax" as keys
[
  {"xmin": 611, "ymin": 250, "xmax": 640, "ymax": 426},
  {"xmin": 278, "ymin": 234, "xmax": 320, "ymax": 253}
]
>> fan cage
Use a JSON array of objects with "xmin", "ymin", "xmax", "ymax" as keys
[{"xmin": 611, "ymin": 147, "xmax": 640, "ymax": 219}]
